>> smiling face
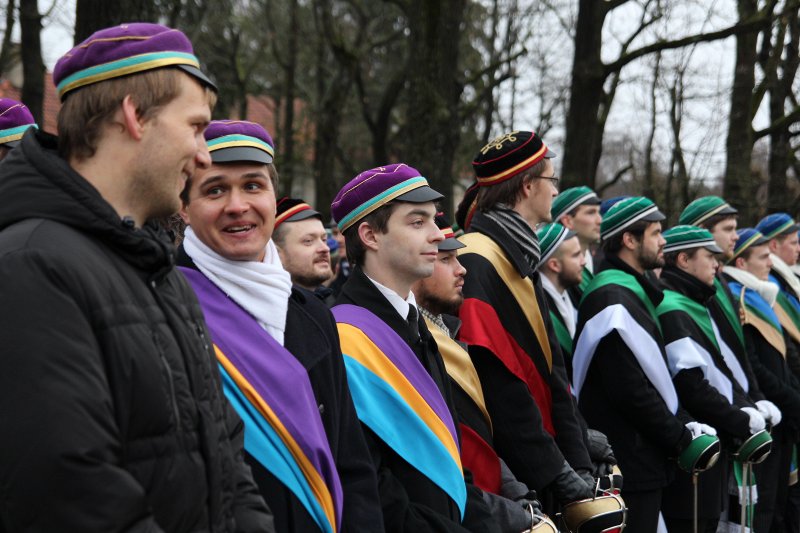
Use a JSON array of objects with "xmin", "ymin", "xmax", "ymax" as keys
[
  {"xmin": 275, "ymin": 217, "xmax": 333, "ymax": 289},
  {"xmin": 412, "ymin": 250, "xmax": 467, "ymax": 316},
  {"xmin": 135, "ymin": 75, "xmax": 212, "ymax": 220},
  {"xmin": 180, "ymin": 162, "xmax": 276, "ymax": 262}
]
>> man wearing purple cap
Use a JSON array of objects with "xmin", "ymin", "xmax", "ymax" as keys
[
  {"xmin": 330, "ymin": 163, "xmax": 498, "ymax": 532},
  {"xmin": 179, "ymin": 119, "xmax": 383, "ymax": 533},
  {"xmin": 0, "ymin": 24, "xmax": 275, "ymax": 532},
  {"xmin": 456, "ymin": 131, "xmax": 596, "ymax": 512},
  {"xmin": 0, "ymin": 98, "xmax": 37, "ymax": 161}
]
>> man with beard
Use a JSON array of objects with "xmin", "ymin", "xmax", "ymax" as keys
[
  {"xmin": 330, "ymin": 163, "xmax": 498, "ymax": 532},
  {"xmin": 456, "ymin": 131, "xmax": 595, "ymax": 514},
  {"xmin": 550, "ymin": 186, "xmax": 602, "ymax": 303},
  {"xmin": 722, "ymin": 228, "xmax": 800, "ymax": 532},
  {"xmin": 536, "ymin": 223, "xmax": 585, "ymax": 373},
  {"xmin": 412, "ymin": 212, "xmax": 553, "ymax": 532},
  {"xmin": 572, "ymin": 197, "xmax": 714, "ymax": 531},
  {"xmin": 0, "ymin": 24, "xmax": 274, "ymax": 531},
  {"xmin": 657, "ymin": 225, "xmax": 768, "ymax": 533},
  {"xmin": 273, "ymin": 197, "xmax": 336, "ymax": 304}
]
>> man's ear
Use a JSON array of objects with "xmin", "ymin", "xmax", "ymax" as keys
[
  {"xmin": 559, "ymin": 214, "xmax": 574, "ymax": 230},
  {"xmin": 358, "ymin": 221, "xmax": 380, "ymax": 252},
  {"xmin": 120, "ymin": 95, "xmax": 145, "ymax": 141},
  {"xmin": 621, "ymin": 231, "xmax": 638, "ymax": 252},
  {"xmin": 179, "ymin": 205, "xmax": 191, "ymax": 225},
  {"xmin": 734, "ymin": 256, "xmax": 746, "ymax": 269},
  {"xmin": 546, "ymin": 256, "xmax": 562, "ymax": 273}
]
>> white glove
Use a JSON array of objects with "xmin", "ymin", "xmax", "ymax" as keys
[
  {"xmin": 756, "ymin": 400, "xmax": 782, "ymax": 426},
  {"xmin": 686, "ymin": 421, "xmax": 717, "ymax": 438},
  {"xmin": 741, "ymin": 407, "xmax": 766, "ymax": 434}
]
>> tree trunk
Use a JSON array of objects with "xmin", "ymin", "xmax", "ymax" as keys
[
  {"xmin": 403, "ymin": 0, "xmax": 467, "ymax": 212},
  {"xmin": 74, "ymin": 0, "xmax": 157, "ymax": 44},
  {"xmin": 19, "ymin": 0, "xmax": 43, "ymax": 124},
  {"xmin": 0, "ymin": 0, "xmax": 16, "ymax": 76},
  {"xmin": 723, "ymin": 0, "xmax": 760, "ymax": 223},
  {"xmin": 280, "ymin": 0, "xmax": 299, "ymax": 194},
  {"xmin": 562, "ymin": 0, "xmax": 608, "ymax": 189}
]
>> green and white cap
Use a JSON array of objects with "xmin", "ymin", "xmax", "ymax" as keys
[
  {"xmin": 678, "ymin": 196, "xmax": 737, "ymax": 227},
  {"xmin": 535, "ymin": 223, "xmax": 576, "ymax": 267},
  {"xmin": 600, "ymin": 196, "xmax": 665, "ymax": 240},
  {"xmin": 550, "ymin": 186, "xmax": 600, "ymax": 221},
  {"xmin": 663, "ymin": 225, "xmax": 722, "ymax": 254}
]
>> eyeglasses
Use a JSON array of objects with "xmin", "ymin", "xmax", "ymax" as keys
[{"xmin": 533, "ymin": 175, "xmax": 559, "ymax": 188}]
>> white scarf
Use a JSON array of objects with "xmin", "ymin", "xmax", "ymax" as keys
[
  {"xmin": 540, "ymin": 274, "xmax": 577, "ymax": 337},
  {"xmin": 722, "ymin": 266, "xmax": 778, "ymax": 307},
  {"xmin": 791, "ymin": 263, "xmax": 800, "ymax": 279},
  {"xmin": 183, "ymin": 226, "xmax": 292, "ymax": 345},
  {"xmin": 770, "ymin": 254, "xmax": 800, "ymax": 300}
]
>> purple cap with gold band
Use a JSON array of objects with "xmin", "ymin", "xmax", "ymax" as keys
[
  {"xmin": 204, "ymin": 120, "xmax": 275, "ymax": 165},
  {"xmin": 472, "ymin": 130, "xmax": 555, "ymax": 186},
  {"xmin": 53, "ymin": 23, "xmax": 216, "ymax": 101},
  {"xmin": 331, "ymin": 163, "xmax": 443, "ymax": 232},
  {"xmin": 0, "ymin": 98, "xmax": 37, "ymax": 147}
]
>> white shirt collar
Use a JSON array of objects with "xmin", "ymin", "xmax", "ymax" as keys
[
  {"xmin": 540, "ymin": 273, "xmax": 577, "ymax": 337},
  {"xmin": 584, "ymin": 249, "xmax": 594, "ymax": 274},
  {"xmin": 365, "ymin": 273, "xmax": 417, "ymax": 320}
]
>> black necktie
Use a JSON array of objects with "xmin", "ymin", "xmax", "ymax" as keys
[{"xmin": 407, "ymin": 305, "xmax": 420, "ymax": 339}]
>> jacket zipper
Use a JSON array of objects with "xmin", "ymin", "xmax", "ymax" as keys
[{"xmin": 150, "ymin": 279, "xmax": 181, "ymax": 431}]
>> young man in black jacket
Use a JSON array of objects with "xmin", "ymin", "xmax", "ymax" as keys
[
  {"xmin": 573, "ymin": 197, "xmax": 712, "ymax": 531},
  {"xmin": 331, "ymin": 163, "xmax": 499, "ymax": 532},
  {"xmin": 0, "ymin": 24, "xmax": 274, "ymax": 531},
  {"xmin": 657, "ymin": 225, "xmax": 768, "ymax": 533}
]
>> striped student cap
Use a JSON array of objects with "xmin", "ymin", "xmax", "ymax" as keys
[
  {"xmin": 678, "ymin": 196, "xmax": 737, "ymax": 227},
  {"xmin": 550, "ymin": 186, "xmax": 600, "ymax": 221},
  {"xmin": 662, "ymin": 225, "xmax": 722, "ymax": 254},
  {"xmin": 600, "ymin": 196, "xmax": 665, "ymax": 240}
]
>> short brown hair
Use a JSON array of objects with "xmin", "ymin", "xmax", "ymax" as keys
[
  {"xmin": 664, "ymin": 247, "xmax": 699, "ymax": 268},
  {"xmin": 699, "ymin": 213, "xmax": 737, "ymax": 232},
  {"xmin": 343, "ymin": 202, "xmax": 400, "ymax": 267},
  {"xmin": 475, "ymin": 159, "xmax": 547, "ymax": 210},
  {"xmin": 58, "ymin": 68, "xmax": 216, "ymax": 161},
  {"xmin": 601, "ymin": 220, "xmax": 650, "ymax": 255}
]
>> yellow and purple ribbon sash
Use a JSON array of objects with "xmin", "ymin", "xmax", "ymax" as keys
[
  {"xmin": 181, "ymin": 268, "xmax": 342, "ymax": 533},
  {"xmin": 332, "ymin": 304, "xmax": 467, "ymax": 518}
]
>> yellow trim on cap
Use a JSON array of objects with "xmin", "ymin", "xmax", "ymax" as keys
[{"xmin": 477, "ymin": 144, "xmax": 547, "ymax": 185}]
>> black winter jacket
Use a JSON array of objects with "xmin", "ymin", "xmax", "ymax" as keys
[{"xmin": 0, "ymin": 131, "xmax": 273, "ymax": 532}]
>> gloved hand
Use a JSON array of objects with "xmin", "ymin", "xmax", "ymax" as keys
[
  {"xmin": 587, "ymin": 428, "xmax": 616, "ymax": 477},
  {"xmin": 549, "ymin": 460, "xmax": 593, "ymax": 504},
  {"xmin": 741, "ymin": 407, "xmax": 766, "ymax": 434},
  {"xmin": 756, "ymin": 399, "xmax": 782, "ymax": 426},
  {"xmin": 685, "ymin": 421, "xmax": 717, "ymax": 439}
]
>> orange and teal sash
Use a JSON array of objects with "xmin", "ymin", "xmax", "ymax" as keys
[
  {"xmin": 332, "ymin": 304, "xmax": 467, "ymax": 518},
  {"xmin": 181, "ymin": 268, "xmax": 343, "ymax": 533}
]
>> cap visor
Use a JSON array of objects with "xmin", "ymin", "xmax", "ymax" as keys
[
  {"xmin": 544, "ymin": 147, "xmax": 557, "ymax": 159},
  {"xmin": 438, "ymin": 237, "xmax": 466, "ymax": 251},
  {"xmin": 396, "ymin": 185, "xmax": 444, "ymax": 203},
  {"xmin": 285, "ymin": 210, "xmax": 321, "ymax": 223},
  {"xmin": 642, "ymin": 209, "xmax": 666, "ymax": 222},
  {"xmin": 177, "ymin": 64, "xmax": 218, "ymax": 92},
  {"xmin": 706, "ymin": 242, "xmax": 724, "ymax": 254},
  {"xmin": 752, "ymin": 235, "xmax": 771, "ymax": 247},
  {"xmin": 3, "ymin": 139, "xmax": 20, "ymax": 148},
  {"xmin": 718, "ymin": 205, "xmax": 738, "ymax": 216},
  {"xmin": 211, "ymin": 146, "xmax": 273, "ymax": 165}
]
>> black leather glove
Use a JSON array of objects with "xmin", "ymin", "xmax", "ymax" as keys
[
  {"xmin": 549, "ymin": 460, "xmax": 593, "ymax": 504},
  {"xmin": 587, "ymin": 428, "xmax": 616, "ymax": 477}
]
